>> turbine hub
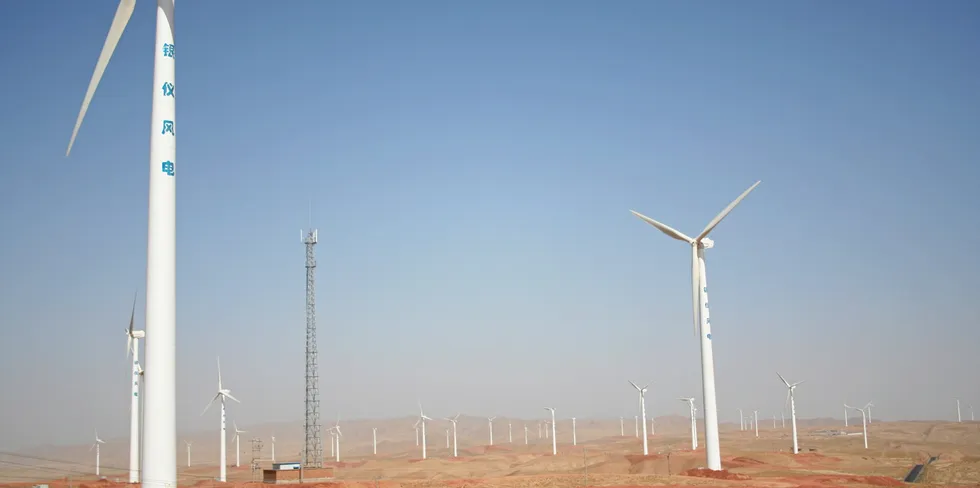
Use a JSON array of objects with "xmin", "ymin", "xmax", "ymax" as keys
[{"xmin": 701, "ymin": 237, "xmax": 715, "ymax": 249}]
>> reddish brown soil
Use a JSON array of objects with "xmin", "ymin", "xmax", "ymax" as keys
[
  {"xmin": 778, "ymin": 474, "xmax": 905, "ymax": 487},
  {"xmin": 682, "ymin": 468, "xmax": 751, "ymax": 480},
  {"xmin": 623, "ymin": 454, "xmax": 664, "ymax": 464}
]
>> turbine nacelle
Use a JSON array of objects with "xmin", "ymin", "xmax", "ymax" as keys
[{"xmin": 700, "ymin": 237, "xmax": 714, "ymax": 249}]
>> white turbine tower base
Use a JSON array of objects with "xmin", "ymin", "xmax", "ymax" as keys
[
  {"xmin": 487, "ymin": 417, "xmax": 496, "ymax": 446},
  {"xmin": 418, "ymin": 403, "xmax": 432, "ymax": 460},
  {"xmin": 445, "ymin": 414, "xmax": 460, "ymax": 458},
  {"xmin": 67, "ymin": 3, "xmax": 178, "ymax": 486},
  {"xmin": 184, "ymin": 441, "xmax": 192, "ymax": 467},
  {"xmin": 777, "ymin": 372, "xmax": 804, "ymax": 454},
  {"xmin": 631, "ymin": 180, "xmax": 761, "ymax": 471},
  {"xmin": 202, "ymin": 357, "xmax": 240, "ymax": 482}
]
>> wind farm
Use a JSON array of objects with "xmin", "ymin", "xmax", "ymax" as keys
[{"xmin": 2, "ymin": 2, "xmax": 979, "ymax": 488}]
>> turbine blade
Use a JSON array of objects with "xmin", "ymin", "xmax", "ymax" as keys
[
  {"xmin": 630, "ymin": 210, "xmax": 693, "ymax": 243},
  {"xmin": 628, "ymin": 380, "xmax": 640, "ymax": 391},
  {"xmin": 696, "ymin": 181, "xmax": 761, "ymax": 241},
  {"xmin": 129, "ymin": 290, "xmax": 137, "ymax": 335},
  {"xmin": 791, "ymin": 380, "xmax": 806, "ymax": 387},
  {"xmin": 692, "ymin": 245, "xmax": 701, "ymax": 338},
  {"xmin": 65, "ymin": 0, "xmax": 137, "ymax": 156},
  {"xmin": 201, "ymin": 393, "xmax": 220, "ymax": 416},
  {"xmin": 224, "ymin": 391, "xmax": 241, "ymax": 404},
  {"xmin": 216, "ymin": 357, "xmax": 222, "ymax": 389},
  {"xmin": 776, "ymin": 372, "xmax": 791, "ymax": 388},
  {"xmin": 127, "ymin": 334, "xmax": 133, "ymax": 359}
]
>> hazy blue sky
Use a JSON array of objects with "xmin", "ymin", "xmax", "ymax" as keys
[{"xmin": 1, "ymin": 1, "xmax": 978, "ymax": 451}]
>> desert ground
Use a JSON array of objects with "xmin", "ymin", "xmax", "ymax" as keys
[{"xmin": 3, "ymin": 416, "xmax": 979, "ymax": 488}]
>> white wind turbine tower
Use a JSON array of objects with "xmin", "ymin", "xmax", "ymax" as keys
[
  {"xmin": 183, "ymin": 440, "xmax": 192, "ymax": 467},
  {"xmin": 90, "ymin": 430, "xmax": 106, "ymax": 477},
  {"xmin": 232, "ymin": 422, "xmax": 247, "ymax": 467},
  {"xmin": 737, "ymin": 408, "xmax": 744, "ymax": 431},
  {"xmin": 679, "ymin": 397, "xmax": 697, "ymax": 450},
  {"xmin": 572, "ymin": 417, "xmax": 577, "ymax": 446},
  {"xmin": 124, "ymin": 292, "xmax": 144, "ymax": 484},
  {"xmin": 970, "ymin": 404, "xmax": 975, "ymax": 422},
  {"xmin": 544, "ymin": 407, "xmax": 557, "ymax": 455},
  {"xmin": 509, "ymin": 421, "xmax": 513, "ymax": 443},
  {"xmin": 332, "ymin": 419, "xmax": 342, "ymax": 462},
  {"xmin": 270, "ymin": 434, "xmax": 275, "ymax": 463},
  {"xmin": 957, "ymin": 399, "xmax": 962, "ymax": 422},
  {"xmin": 201, "ymin": 357, "xmax": 240, "ymax": 482},
  {"xmin": 445, "ymin": 428, "xmax": 450, "ymax": 448},
  {"xmin": 777, "ymin": 372, "xmax": 804, "ymax": 454},
  {"xmin": 67, "ymin": 3, "xmax": 178, "ymax": 486},
  {"xmin": 524, "ymin": 424, "xmax": 529, "ymax": 445},
  {"xmin": 629, "ymin": 381, "xmax": 650, "ymax": 456},
  {"xmin": 631, "ymin": 181, "xmax": 761, "ymax": 471},
  {"xmin": 754, "ymin": 410, "xmax": 759, "ymax": 437},
  {"xmin": 634, "ymin": 416, "xmax": 638, "ymax": 437},
  {"xmin": 413, "ymin": 420, "xmax": 420, "ymax": 446},
  {"xmin": 418, "ymin": 403, "xmax": 432, "ymax": 460},
  {"xmin": 445, "ymin": 414, "xmax": 460, "ymax": 458},
  {"xmin": 372, "ymin": 428, "xmax": 377, "ymax": 455},
  {"xmin": 327, "ymin": 428, "xmax": 335, "ymax": 458},
  {"xmin": 781, "ymin": 411, "xmax": 785, "ymax": 428},
  {"xmin": 844, "ymin": 405, "xmax": 849, "ymax": 427},
  {"xmin": 620, "ymin": 416, "xmax": 624, "ymax": 436},
  {"xmin": 866, "ymin": 402, "xmax": 874, "ymax": 424},
  {"xmin": 844, "ymin": 403, "xmax": 870, "ymax": 449},
  {"xmin": 487, "ymin": 416, "xmax": 496, "ymax": 446}
]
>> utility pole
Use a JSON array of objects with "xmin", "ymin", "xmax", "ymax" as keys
[
  {"xmin": 303, "ymin": 227, "xmax": 323, "ymax": 468},
  {"xmin": 249, "ymin": 437, "xmax": 264, "ymax": 481}
]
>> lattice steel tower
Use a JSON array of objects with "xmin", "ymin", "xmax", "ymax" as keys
[{"xmin": 302, "ymin": 228, "xmax": 323, "ymax": 468}]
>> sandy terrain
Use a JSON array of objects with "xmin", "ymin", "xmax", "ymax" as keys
[{"xmin": 4, "ymin": 418, "xmax": 979, "ymax": 488}]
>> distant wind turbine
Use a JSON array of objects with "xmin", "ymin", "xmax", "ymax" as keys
[
  {"xmin": 631, "ymin": 180, "xmax": 762, "ymax": 471},
  {"xmin": 372, "ymin": 427, "xmax": 377, "ymax": 455},
  {"xmin": 487, "ymin": 416, "xmax": 496, "ymax": 446},
  {"xmin": 270, "ymin": 434, "xmax": 275, "ymax": 463},
  {"xmin": 737, "ymin": 408, "xmax": 744, "ymax": 431},
  {"xmin": 679, "ymin": 397, "xmax": 697, "ymax": 450},
  {"xmin": 524, "ymin": 424, "xmax": 529, "ymax": 445},
  {"xmin": 572, "ymin": 417, "xmax": 577, "ymax": 446},
  {"xmin": 634, "ymin": 416, "xmax": 638, "ymax": 437},
  {"xmin": 629, "ymin": 381, "xmax": 650, "ymax": 456},
  {"xmin": 201, "ymin": 357, "xmax": 239, "ymax": 482},
  {"xmin": 844, "ymin": 405, "xmax": 849, "ymax": 427},
  {"xmin": 418, "ymin": 403, "xmax": 432, "ymax": 460},
  {"xmin": 232, "ymin": 422, "xmax": 246, "ymax": 467},
  {"xmin": 413, "ymin": 419, "xmax": 420, "ymax": 446},
  {"xmin": 90, "ymin": 430, "xmax": 106, "ymax": 477},
  {"xmin": 777, "ymin": 372, "xmax": 804, "ymax": 454},
  {"xmin": 754, "ymin": 410, "xmax": 759, "ymax": 438},
  {"xmin": 957, "ymin": 399, "xmax": 962, "ymax": 423},
  {"xmin": 845, "ymin": 403, "xmax": 871, "ymax": 449},
  {"xmin": 445, "ymin": 414, "xmax": 460, "ymax": 458},
  {"xmin": 445, "ymin": 428, "xmax": 450, "ymax": 448},
  {"xmin": 544, "ymin": 407, "xmax": 557, "ymax": 455},
  {"xmin": 509, "ymin": 421, "xmax": 513, "ymax": 443},
  {"xmin": 620, "ymin": 416, "xmax": 624, "ymax": 436},
  {"xmin": 184, "ymin": 440, "xmax": 192, "ymax": 467},
  {"xmin": 332, "ymin": 417, "xmax": 342, "ymax": 462},
  {"xmin": 125, "ymin": 292, "xmax": 144, "ymax": 484}
]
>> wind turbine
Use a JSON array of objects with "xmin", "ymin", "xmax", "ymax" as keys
[
  {"xmin": 777, "ymin": 372, "xmax": 804, "ymax": 454},
  {"xmin": 183, "ymin": 440, "xmax": 192, "ymax": 467},
  {"xmin": 845, "ymin": 403, "xmax": 870, "ymax": 449},
  {"xmin": 634, "ymin": 416, "xmax": 638, "ymax": 437},
  {"xmin": 67, "ymin": 2, "xmax": 178, "ymax": 486},
  {"xmin": 737, "ymin": 408, "xmax": 744, "ymax": 431},
  {"xmin": 413, "ymin": 419, "xmax": 420, "ymax": 446},
  {"xmin": 372, "ymin": 428, "xmax": 377, "ymax": 455},
  {"xmin": 844, "ymin": 405, "xmax": 849, "ymax": 427},
  {"xmin": 418, "ymin": 403, "xmax": 432, "ymax": 460},
  {"xmin": 232, "ymin": 422, "xmax": 247, "ymax": 467},
  {"xmin": 679, "ymin": 397, "xmax": 697, "ymax": 450},
  {"xmin": 201, "ymin": 357, "xmax": 239, "ymax": 482},
  {"xmin": 754, "ymin": 410, "xmax": 759, "ymax": 437},
  {"xmin": 629, "ymin": 381, "xmax": 650, "ymax": 456},
  {"xmin": 544, "ymin": 407, "xmax": 557, "ymax": 455},
  {"xmin": 867, "ymin": 402, "xmax": 874, "ymax": 424},
  {"xmin": 957, "ymin": 399, "xmax": 962, "ymax": 422},
  {"xmin": 125, "ymin": 292, "xmax": 144, "ymax": 484},
  {"xmin": 327, "ymin": 428, "xmax": 336, "ymax": 458},
  {"xmin": 90, "ymin": 430, "xmax": 106, "ymax": 477},
  {"xmin": 524, "ymin": 424, "xmax": 529, "ymax": 445},
  {"xmin": 332, "ymin": 418, "xmax": 342, "ymax": 462},
  {"xmin": 445, "ymin": 414, "xmax": 460, "ymax": 458},
  {"xmin": 781, "ymin": 411, "xmax": 785, "ymax": 428},
  {"xmin": 270, "ymin": 434, "xmax": 275, "ymax": 463},
  {"xmin": 487, "ymin": 416, "xmax": 496, "ymax": 446},
  {"xmin": 572, "ymin": 417, "xmax": 577, "ymax": 446},
  {"xmin": 970, "ymin": 404, "xmax": 975, "ymax": 422},
  {"xmin": 631, "ymin": 180, "xmax": 761, "ymax": 471},
  {"xmin": 508, "ymin": 421, "xmax": 513, "ymax": 443},
  {"xmin": 445, "ymin": 428, "xmax": 450, "ymax": 448},
  {"xmin": 620, "ymin": 416, "xmax": 624, "ymax": 436}
]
